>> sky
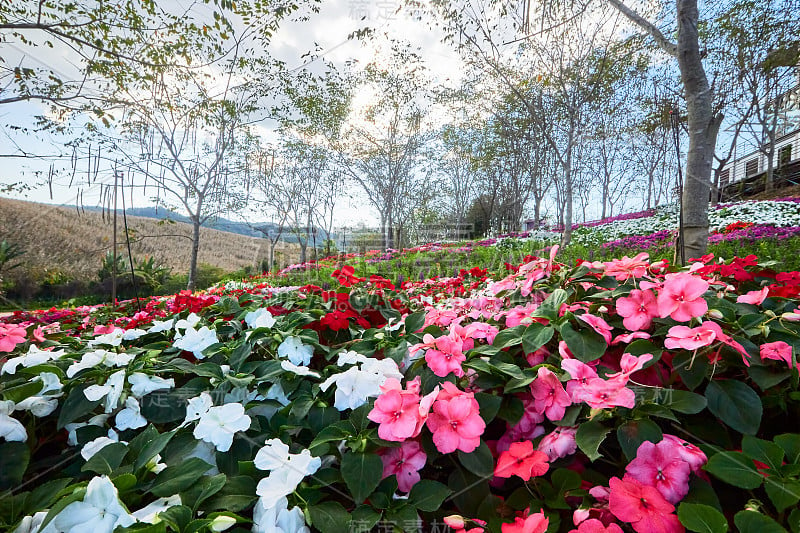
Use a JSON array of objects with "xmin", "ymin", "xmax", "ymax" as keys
[{"xmin": 0, "ymin": 0, "xmax": 465, "ymax": 228}]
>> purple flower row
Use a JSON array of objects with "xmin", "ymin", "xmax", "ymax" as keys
[
  {"xmin": 709, "ymin": 225, "xmax": 800, "ymax": 243},
  {"xmin": 553, "ymin": 208, "xmax": 658, "ymax": 231},
  {"xmin": 601, "ymin": 230, "xmax": 675, "ymax": 252}
]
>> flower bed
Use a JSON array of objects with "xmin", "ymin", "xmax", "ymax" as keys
[{"xmin": 1, "ymin": 248, "xmax": 800, "ymax": 533}]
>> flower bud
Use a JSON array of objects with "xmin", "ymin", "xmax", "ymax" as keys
[
  {"xmin": 210, "ymin": 515, "xmax": 236, "ymax": 532},
  {"xmin": 707, "ymin": 309, "xmax": 724, "ymax": 320}
]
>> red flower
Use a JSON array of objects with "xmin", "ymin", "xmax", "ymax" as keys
[
  {"xmin": 608, "ymin": 477, "xmax": 683, "ymax": 533},
  {"xmin": 494, "ymin": 440, "xmax": 549, "ymax": 481}
]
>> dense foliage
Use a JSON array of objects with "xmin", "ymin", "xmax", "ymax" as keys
[{"xmin": 1, "ymin": 241, "xmax": 800, "ymax": 533}]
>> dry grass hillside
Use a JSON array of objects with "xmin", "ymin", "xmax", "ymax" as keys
[{"xmin": 0, "ymin": 197, "xmax": 298, "ymax": 283}]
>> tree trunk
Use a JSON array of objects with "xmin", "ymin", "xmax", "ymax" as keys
[
  {"xmin": 676, "ymin": 0, "xmax": 721, "ymax": 261},
  {"xmin": 561, "ymin": 142, "xmax": 574, "ymax": 247},
  {"xmin": 187, "ymin": 218, "xmax": 201, "ymax": 291}
]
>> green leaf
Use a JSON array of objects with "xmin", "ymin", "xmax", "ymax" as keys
[
  {"xmin": 57, "ymin": 383, "xmax": 103, "ymax": 429},
  {"xmin": 766, "ymin": 479, "xmax": 800, "ymax": 512},
  {"xmin": 664, "ymin": 390, "xmax": 707, "ymax": 414},
  {"xmin": 81, "ymin": 442, "xmax": 128, "ymax": 475},
  {"xmin": 491, "ymin": 326, "xmax": 525, "ymax": 349},
  {"xmin": 149, "ymin": 458, "xmax": 213, "ymax": 497},
  {"xmin": 309, "ymin": 501, "xmax": 351, "ymax": 533},
  {"xmin": 475, "ymin": 392, "xmax": 503, "ymax": 424},
  {"xmin": 533, "ymin": 289, "xmax": 569, "ymax": 321},
  {"xmin": 734, "ymin": 510, "xmax": 787, "ymax": 533},
  {"xmin": 705, "ymin": 451, "xmax": 763, "ymax": 489},
  {"xmin": 0, "ymin": 442, "xmax": 29, "ymax": 490},
  {"xmin": 349, "ymin": 505, "xmax": 382, "ymax": 532},
  {"xmin": 616, "ymin": 420, "xmax": 663, "ymax": 461},
  {"xmin": 309, "ymin": 425, "xmax": 351, "ymax": 450},
  {"xmin": 404, "ymin": 311, "xmax": 425, "ymax": 333},
  {"xmin": 742, "ymin": 435, "xmax": 785, "ymax": 470},
  {"xmin": 576, "ymin": 421, "xmax": 610, "ymax": 462},
  {"xmin": 458, "ymin": 440, "xmax": 494, "ymax": 478},
  {"xmin": 408, "ymin": 480, "xmax": 452, "ymax": 511},
  {"xmin": 705, "ymin": 380, "xmax": 762, "ymax": 435},
  {"xmin": 559, "ymin": 322, "xmax": 606, "ymax": 362},
  {"xmin": 672, "ymin": 352, "xmax": 708, "ymax": 391},
  {"xmin": 134, "ymin": 429, "xmax": 176, "ymax": 471},
  {"xmin": 202, "ymin": 476, "xmax": 256, "ymax": 512},
  {"xmin": 775, "ymin": 433, "xmax": 800, "ymax": 463},
  {"xmin": 677, "ymin": 503, "xmax": 728, "ymax": 533},
  {"xmin": 522, "ymin": 324, "xmax": 554, "ymax": 354},
  {"xmin": 747, "ymin": 365, "xmax": 791, "ymax": 390},
  {"xmin": 158, "ymin": 505, "xmax": 192, "ymax": 532},
  {"xmin": 340, "ymin": 452, "xmax": 382, "ymax": 504},
  {"xmin": 186, "ymin": 473, "xmax": 227, "ymax": 512}
]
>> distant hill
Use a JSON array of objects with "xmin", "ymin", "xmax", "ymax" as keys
[
  {"xmin": 76, "ymin": 205, "xmax": 330, "ymax": 244},
  {"xmin": 0, "ymin": 198, "xmax": 300, "ymax": 284}
]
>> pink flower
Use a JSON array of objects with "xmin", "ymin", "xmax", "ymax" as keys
[
  {"xmin": 526, "ymin": 346, "xmax": 550, "ymax": 366},
  {"xmin": 661, "ymin": 435, "xmax": 707, "ymax": 473},
  {"xmin": 657, "ymin": 273, "xmax": 709, "ymax": 322},
  {"xmin": 368, "ymin": 378, "xmax": 436, "ymax": 442},
  {"xmin": 611, "ymin": 331, "xmax": 651, "ymax": 345},
  {"xmin": 0, "ymin": 324, "xmax": 27, "ymax": 353},
  {"xmin": 604, "ymin": 253, "xmax": 650, "ymax": 281},
  {"xmin": 93, "ymin": 324, "xmax": 116, "ymax": 335},
  {"xmin": 423, "ymin": 308, "xmax": 458, "ymax": 328},
  {"xmin": 578, "ymin": 377, "xmax": 636, "ymax": 410},
  {"xmin": 625, "ymin": 441, "xmax": 691, "ymax": 504},
  {"xmin": 570, "ymin": 519, "xmax": 624, "ymax": 533},
  {"xmin": 608, "ymin": 477, "xmax": 683, "ymax": 533},
  {"xmin": 616, "ymin": 290, "xmax": 659, "ymax": 331},
  {"xmin": 444, "ymin": 515, "xmax": 486, "ymax": 533},
  {"xmin": 497, "ymin": 398, "xmax": 545, "ymax": 451},
  {"xmin": 664, "ymin": 325, "xmax": 716, "ymax": 351},
  {"xmin": 531, "ymin": 367, "xmax": 571, "ymax": 421},
  {"xmin": 538, "ymin": 426, "xmax": 578, "ymax": 461},
  {"xmin": 760, "ymin": 340, "xmax": 795, "ymax": 369},
  {"xmin": 502, "ymin": 510, "xmax": 549, "ymax": 533},
  {"xmin": 737, "ymin": 287, "xmax": 769, "ymax": 305},
  {"xmin": 379, "ymin": 440, "xmax": 427, "ymax": 492},
  {"xmin": 578, "ymin": 314, "xmax": 614, "ymax": 345},
  {"xmin": 426, "ymin": 385, "xmax": 485, "ymax": 454},
  {"xmin": 695, "ymin": 321, "xmax": 751, "ymax": 366},
  {"xmin": 425, "ymin": 333, "xmax": 467, "ymax": 378},
  {"xmin": 32, "ymin": 327, "xmax": 46, "ymax": 343},
  {"xmin": 607, "ymin": 353, "xmax": 653, "ymax": 383},
  {"xmin": 495, "ymin": 440, "xmax": 549, "ymax": 480},
  {"xmin": 465, "ymin": 322, "xmax": 500, "ymax": 344}
]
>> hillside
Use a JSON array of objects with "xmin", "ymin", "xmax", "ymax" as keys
[{"xmin": 0, "ymin": 197, "xmax": 299, "ymax": 283}]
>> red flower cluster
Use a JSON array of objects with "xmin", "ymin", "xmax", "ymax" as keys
[{"xmin": 332, "ymin": 265, "xmax": 366, "ymax": 287}]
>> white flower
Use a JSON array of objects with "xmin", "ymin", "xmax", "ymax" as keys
[
  {"xmin": 173, "ymin": 326, "xmax": 218, "ymax": 359},
  {"xmin": 84, "ymin": 370, "xmax": 126, "ymax": 413},
  {"xmin": 2, "ymin": 345, "xmax": 66, "ymax": 375},
  {"xmin": 131, "ymin": 495, "xmax": 181, "ymax": 523},
  {"xmin": 252, "ymin": 497, "xmax": 309, "ymax": 533},
  {"xmin": 10, "ymin": 511, "xmax": 56, "ymax": 533},
  {"xmin": 245, "ymin": 308, "xmax": 276, "ymax": 329},
  {"xmin": 254, "ymin": 438, "xmax": 291, "ymax": 471},
  {"xmin": 209, "ymin": 515, "xmax": 237, "ymax": 532},
  {"xmin": 0, "ymin": 400, "xmax": 27, "ymax": 442},
  {"xmin": 321, "ymin": 357, "xmax": 402, "ymax": 411},
  {"xmin": 145, "ymin": 453, "xmax": 167, "ymax": 474},
  {"xmin": 65, "ymin": 414, "xmax": 110, "ymax": 446},
  {"xmin": 115, "ymin": 397, "xmax": 147, "ymax": 431},
  {"xmin": 122, "ymin": 329, "xmax": 147, "ymax": 341},
  {"xmin": 184, "ymin": 392, "xmax": 214, "ymax": 423},
  {"xmin": 147, "ymin": 319, "xmax": 174, "ymax": 334},
  {"xmin": 36, "ymin": 372, "xmax": 63, "ymax": 395},
  {"xmin": 174, "ymin": 313, "xmax": 201, "ymax": 331},
  {"xmin": 15, "ymin": 396, "xmax": 59, "ymax": 417},
  {"xmin": 88, "ymin": 328, "xmax": 125, "ymax": 347},
  {"xmin": 81, "ymin": 430, "xmax": 121, "ymax": 461},
  {"xmin": 280, "ymin": 360, "xmax": 320, "ymax": 378},
  {"xmin": 277, "ymin": 336, "xmax": 313, "ymax": 366},
  {"xmin": 66, "ymin": 350, "xmax": 134, "ymax": 378},
  {"xmin": 254, "ymin": 439, "xmax": 321, "ymax": 501},
  {"xmin": 193, "ymin": 403, "xmax": 251, "ymax": 452},
  {"xmin": 336, "ymin": 350, "xmax": 369, "ymax": 366},
  {"xmin": 264, "ymin": 383, "xmax": 290, "ymax": 406},
  {"xmin": 128, "ymin": 373, "xmax": 174, "ymax": 397},
  {"xmin": 53, "ymin": 475, "xmax": 135, "ymax": 533}
]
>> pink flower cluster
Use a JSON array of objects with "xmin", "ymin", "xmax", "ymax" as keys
[
  {"xmin": 0, "ymin": 323, "xmax": 27, "ymax": 352},
  {"xmin": 370, "ymin": 380, "xmax": 486, "ymax": 457},
  {"xmin": 561, "ymin": 353, "xmax": 652, "ymax": 410}
]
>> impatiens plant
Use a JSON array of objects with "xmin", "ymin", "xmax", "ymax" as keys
[{"xmin": 0, "ymin": 246, "xmax": 799, "ymax": 533}]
